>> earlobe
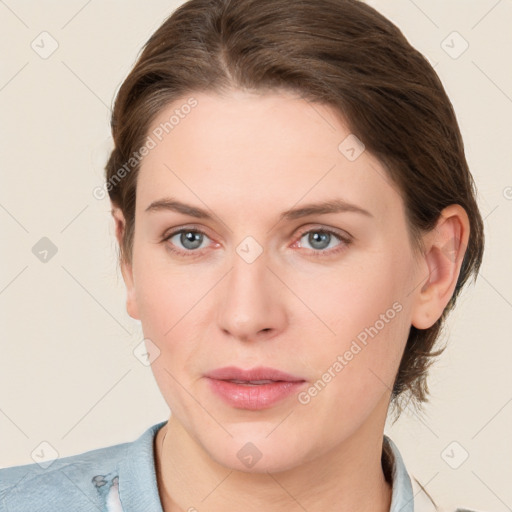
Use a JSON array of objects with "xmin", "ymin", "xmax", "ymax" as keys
[
  {"xmin": 111, "ymin": 206, "xmax": 140, "ymax": 321},
  {"xmin": 411, "ymin": 205, "xmax": 470, "ymax": 330}
]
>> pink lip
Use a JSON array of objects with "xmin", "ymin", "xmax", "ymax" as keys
[{"xmin": 204, "ymin": 366, "xmax": 307, "ymax": 410}]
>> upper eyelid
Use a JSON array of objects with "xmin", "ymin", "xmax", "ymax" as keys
[{"xmin": 295, "ymin": 225, "xmax": 350, "ymax": 239}]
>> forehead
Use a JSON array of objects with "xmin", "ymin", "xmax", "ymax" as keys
[{"xmin": 136, "ymin": 90, "xmax": 402, "ymax": 222}]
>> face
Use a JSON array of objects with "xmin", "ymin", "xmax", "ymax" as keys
[{"xmin": 119, "ymin": 89, "xmax": 427, "ymax": 472}]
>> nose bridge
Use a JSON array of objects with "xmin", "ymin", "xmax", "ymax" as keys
[{"xmin": 216, "ymin": 243, "xmax": 287, "ymax": 341}]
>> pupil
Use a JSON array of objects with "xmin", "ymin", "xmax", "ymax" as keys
[{"xmin": 309, "ymin": 232, "xmax": 330, "ymax": 249}]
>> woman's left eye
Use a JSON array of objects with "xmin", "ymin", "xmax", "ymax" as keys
[{"xmin": 295, "ymin": 228, "xmax": 351, "ymax": 255}]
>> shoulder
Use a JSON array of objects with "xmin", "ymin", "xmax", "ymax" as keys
[
  {"xmin": 0, "ymin": 441, "xmax": 128, "ymax": 512},
  {"xmin": 411, "ymin": 477, "xmax": 488, "ymax": 512},
  {"xmin": 384, "ymin": 436, "xmax": 488, "ymax": 512},
  {"xmin": 0, "ymin": 421, "xmax": 166, "ymax": 512}
]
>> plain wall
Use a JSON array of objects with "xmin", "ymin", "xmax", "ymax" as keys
[{"xmin": 1, "ymin": 1, "xmax": 511, "ymax": 510}]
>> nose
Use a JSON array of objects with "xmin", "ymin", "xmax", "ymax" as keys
[{"xmin": 216, "ymin": 248, "xmax": 288, "ymax": 343}]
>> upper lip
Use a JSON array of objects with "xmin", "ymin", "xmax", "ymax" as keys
[{"xmin": 205, "ymin": 366, "xmax": 305, "ymax": 382}]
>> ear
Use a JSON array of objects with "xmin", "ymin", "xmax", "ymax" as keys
[
  {"xmin": 111, "ymin": 206, "xmax": 140, "ymax": 320},
  {"xmin": 411, "ymin": 204, "xmax": 470, "ymax": 329}
]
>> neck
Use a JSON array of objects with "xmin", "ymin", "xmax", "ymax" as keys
[{"xmin": 154, "ymin": 418, "xmax": 392, "ymax": 512}]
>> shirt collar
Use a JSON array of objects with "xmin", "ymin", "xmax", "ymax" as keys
[
  {"xmin": 117, "ymin": 420, "xmax": 167, "ymax": 512},
  {"xmin": 384, "ymin": 434, "xmax": 415, "ymax": 512}
]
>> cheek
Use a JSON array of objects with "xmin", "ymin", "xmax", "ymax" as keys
[
  {"xmin": 132, "ymin": 245, "xmax": 212, "ymax": 336},
  {"xmin": 132, "ymin": 258, "xmax": 203, "ymax": 412},
  {"xmin": 294, "ymin": 288, "xmax": 409, "ymax": 446},
  {"xmin": 131, "ymin": 247, "xmax": 219, "ymax": 388},
  {"xmin": 291, "ymin": 252, "xmax": 408, "ymax": 342},
  {"xmin": 291, "ymin": 252, "xmax": 412, "ymax": 405}
]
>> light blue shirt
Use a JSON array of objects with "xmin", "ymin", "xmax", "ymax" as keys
[{"xmin": 0, "ymin": 421, "xmax": 473, "ymax": 511}]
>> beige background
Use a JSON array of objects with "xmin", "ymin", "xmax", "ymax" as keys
[{"xmin": 1, "ymin": 0, "xmax": 511, "ymax": 510}]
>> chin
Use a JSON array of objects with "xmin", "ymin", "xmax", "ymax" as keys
[{"xmin": 200, "ymin": 428, "xmax": 312, "ymax": 474}]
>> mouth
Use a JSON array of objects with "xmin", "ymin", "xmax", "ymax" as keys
[
  {"xmin": 224, "ymin": 379, "xmax": 282, "ymax": 385},
  {"xmin": 205, "ymin": 365, "xmax": 305, "ymax": 383},
  {"xmin": 204, "ymin": 366, "xmax": 307, "ymax": 410}
]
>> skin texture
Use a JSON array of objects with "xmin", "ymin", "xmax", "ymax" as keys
[{"xmin": 112, "ymin": 89, "xmax": 470, "ymax": 512}]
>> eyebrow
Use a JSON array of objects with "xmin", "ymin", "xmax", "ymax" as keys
[{"xmin": 144, "ymin": 196, "xmax": 373, "ymax": 221}]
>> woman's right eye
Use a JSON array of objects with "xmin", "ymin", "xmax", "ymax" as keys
[{"xmin": 163, "ymin": 228, "xmax": 212, "ymax": 255}]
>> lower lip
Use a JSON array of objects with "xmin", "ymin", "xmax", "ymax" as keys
[{"xmin": 206, "ymin": 378, "xmax": 306, "ymax": 410}]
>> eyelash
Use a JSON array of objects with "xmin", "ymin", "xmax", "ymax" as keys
[{"xmin": 161, "ymin": 225, "xmax": 352, "ymax": 258}]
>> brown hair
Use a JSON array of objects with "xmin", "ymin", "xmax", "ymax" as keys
[{"xmin": 105, "ymin": 0, "xmax": 484, "ymax": 412}]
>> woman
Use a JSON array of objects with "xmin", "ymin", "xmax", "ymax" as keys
[{"xmin": 0, "ymin": 0, "xmax": 485, "ymax": 511}]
